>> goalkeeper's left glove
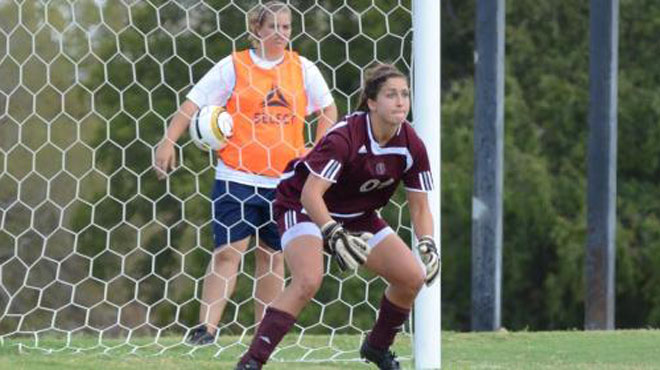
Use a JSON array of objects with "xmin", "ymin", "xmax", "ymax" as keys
[{"xmin": 416, "ymin": 236, "xmax": 440, "ymax": 286}]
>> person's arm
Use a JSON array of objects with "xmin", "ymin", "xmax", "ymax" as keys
[
  {"xmin": 154, "ymin": 99, "xmax": 199, "ymax": 179},
  {"xmin": 407, "ymin": 189, "xmax": 440, "ymax": 285},
  {"xmin": 406, "ymin": 190, "xmax": 434, "ymax": 239},
  {"xmin": 154, "ymin": 55, "xmax": 233, "ymax": 179},
  {"xmin": 299, "ymin": 126, "xmax": 347, "ymax": 227},
  {"xmin": 301, "ymin": 173, "xmax": 370, "ymax": 271},
  {"xmin": 301, "ymin": 57, "xmax": 336, "ymax": 144},
  {"xmin": 313, "ymin": 103, "xmax": 337, "ymax": 144},
  {"xmin": 300, "ymin": 173, "xmax": 334, "ymax": 227}
]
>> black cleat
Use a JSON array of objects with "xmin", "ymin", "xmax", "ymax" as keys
[
  {"xmin": 186, "ymin": 325, "xmax": 215, "ymax": 345},
  {"xmin": 360, "ymin": 340, "xmax": 401, "ymax": 370},
  {"xmin": 235, "ymin": 358, "xmax": 262, "ymax": 370}
]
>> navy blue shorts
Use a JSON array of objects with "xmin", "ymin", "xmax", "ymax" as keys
[{"xmin": 211, "ymin": 180, "xmax": 281, "ymax": 251}]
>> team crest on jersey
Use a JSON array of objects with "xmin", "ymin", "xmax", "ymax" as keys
[
  {"xmin": 262, "ymin": 85, "xmax": 290, "ymax": 108},
  {"xmin": 376, "ymin": 162, "xmax": 386, "ymax": 175}
]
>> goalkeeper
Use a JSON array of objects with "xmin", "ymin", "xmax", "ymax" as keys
[
  {"xmin": 236, "ymin": 64, "xmax": 439, "ymax": 370},
  {"xmin": 153, "ymin": 1, "xmax": 337, "ymax": 345}
]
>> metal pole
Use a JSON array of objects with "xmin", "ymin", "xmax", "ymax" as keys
[
  {"xmin": 471, "ymin": 0, "xmax": 505, "ymax": 332},
  {"xmin": 585, "ymin": 0, "xmax": 618, "ymax": 331},
  {"xmin": 413, "ymin": 0, "xmax": 441, "ymax": 368}
]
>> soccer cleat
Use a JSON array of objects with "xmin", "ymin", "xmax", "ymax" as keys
[
  {"xmin": 360, "ymin": 340, "xmax": 401, "ymax": 370},
  {"xmin": 235, "ymin": 358, "xmax": 262, "ymax": 370},
  {"xmin": 185, "ymin": 325, "xmax": 215, "ymax": 345}
]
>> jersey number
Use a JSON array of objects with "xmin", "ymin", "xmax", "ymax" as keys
[{"xmin": 360, "ymin": 178, "xmax": 395, "ymax": 193}]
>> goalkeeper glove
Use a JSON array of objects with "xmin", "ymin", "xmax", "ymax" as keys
[
  {"xmin": 321, "ymin": 221, "xmax": 371, "ymax": 271},
  {"xmin": 350, "ymin": 231, "xmax": 374, "ymax": 244},
  {"xmin": 416, "ymin": 236, "xmax": 440, "ymax": 286}
]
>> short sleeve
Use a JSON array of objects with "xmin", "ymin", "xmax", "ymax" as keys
[
  {"xmin": 300, "ymin": 57, "xmax": 334, "ymax": 114},
  {"xmin": 186, "ymin": 55, "xmax": 235, "ymax": 107},
  {"xmin": 403, "ymin": 137, "xmax": 434, "ymax": 192},
  {"xmin": 303, "ymin": 129, "xmax": 350, "ymax": 183}
]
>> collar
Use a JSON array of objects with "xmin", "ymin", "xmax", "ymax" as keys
[
  {"xmin": 364, "ymin": 113, "xmax": 413, "ymax": 171},
  {"xmin": 365, "ymin": 113, "xmax": 403, "ymax": 148},
  {"xmin": 249, "ymin": 49, "xmax": 285, "ymax": 69}
]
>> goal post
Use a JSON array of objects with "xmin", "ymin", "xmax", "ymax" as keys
[
  {"xmin": 0, "ymin": 0, "xmax": 441, "ymax": 366},
  {"xmin": 412, "ymin": 0, "xmax": 442, "ymax": 369}
]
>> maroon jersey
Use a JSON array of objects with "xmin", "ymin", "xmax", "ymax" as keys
[{"xmin": 275, "ymin": 111, "xmax": 433, "ymax": 219}]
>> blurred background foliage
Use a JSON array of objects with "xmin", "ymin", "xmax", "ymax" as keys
[
  {"xmin": 441, "ymin": 0, "xmax": 660, "ymax": 330},
  {"xmin": 2, "ymin": 0, "xmax": 660, "ymax": 342}
]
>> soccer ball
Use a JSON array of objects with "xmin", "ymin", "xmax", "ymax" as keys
[{"xmin": 189, "ymin": 105, "xmax": 233, "ymax": 151}]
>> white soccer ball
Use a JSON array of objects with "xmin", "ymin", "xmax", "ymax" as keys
[{"xmin": 189, "ymin": 105, "xmax": 233, "ymax": 151}]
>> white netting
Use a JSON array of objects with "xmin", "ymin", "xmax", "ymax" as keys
[{"xmin": 0, "ymin": 0, "xmax": 414, "ymax": 363}]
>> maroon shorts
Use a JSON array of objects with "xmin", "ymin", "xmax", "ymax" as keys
[
  {"xmin": 275, "ymin": 207, "xmax": 392, "ymax": 248},
  {"xmin": 276, "ymin": 208, "xmax": 387, "ymax": 234}
]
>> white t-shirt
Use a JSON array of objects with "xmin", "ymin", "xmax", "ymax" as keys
[{"xmin": 187, "ymin": 50, "xmax": 334, "ymax": 188}]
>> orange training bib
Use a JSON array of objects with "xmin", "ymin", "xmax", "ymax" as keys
[{"xmin": 219, "ymin": 50, "xmax": 308, "ymax": 177}]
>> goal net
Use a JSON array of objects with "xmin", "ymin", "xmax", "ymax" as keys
[{"xmin": 0, "ymin": 0, "xmax": 419, "ymax": 364}]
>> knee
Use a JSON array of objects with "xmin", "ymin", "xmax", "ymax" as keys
[
  {"xmin": 397, "ymin": 269, "xmax": 426, "ymax": 299},
  {"xmin": 410, "ymin": 270, "xmax": 426, "ymax": 295},
  {"xmin": 255, "ymin": 247, "xmax": 282, "ymax": 266},
  {"xmin": 270, "ymin": 253, "xmax": 285, "ymax": 276},
  {"xmin": 271, "ymin": 252, "xmax": 284, "ymax": 270},
  {"xmin": 292, "ymin": 273, "xmax": 323, "ymax": 302},
  {"xmin": 213, "ymin": 246, "xmax": 242, "ymax": 267}
]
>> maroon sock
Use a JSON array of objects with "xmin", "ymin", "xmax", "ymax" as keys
[
  {"xmin": 367, "ymin": 295, "xmax": 410, "ymax": 351},
  {"xmin": 240, "ymin": 306, "xmax": 296, "ymax": 365}
]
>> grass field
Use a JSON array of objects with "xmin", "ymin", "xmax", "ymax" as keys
[{"xmin": 2, "ymin": 330, "xmax": 660, "ymax": 369}]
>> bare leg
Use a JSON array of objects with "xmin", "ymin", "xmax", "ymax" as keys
[
  {"xmin": 238, "ymin": 235, "xmax": 324, "ymax": 366},
  {"xmin": 270, "ymin": 235, "xmax": 324, "ymax": 317},
  {"xmin": 364, "ymin": 233, "xmax": 426, "ymax": 308},
  {"xmin": 253, "ymin": 244, "xmax": 285, "ymax": 322},
  {"xmin": 361, "ymin": 233, "xmax": 426, "ymax": 356},
  {"xmin": 198, "ymin": 237, "xmax": 251, "ymax": 334}
]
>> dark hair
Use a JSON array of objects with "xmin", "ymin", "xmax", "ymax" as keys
[
  {"xmin": 356, "ymin": 63, "xmax": 408, "ymax": 112},
  {"xmin": 247, "ymin": 1, "xmax": 291, "ymax": 48}
]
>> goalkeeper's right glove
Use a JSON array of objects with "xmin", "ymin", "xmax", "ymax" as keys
[{"xmin": 321, "ymin": 221, "xmax": 371, "ymax": 271}]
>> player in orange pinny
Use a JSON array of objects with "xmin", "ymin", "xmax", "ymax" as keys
[{"xmin": 154, "ymin": 1, "xmax": 337, "ymax": 346}]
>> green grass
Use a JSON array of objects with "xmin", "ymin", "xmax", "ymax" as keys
[
  {"xmin": 447, "ymin": 330, "xmax": 660, "ymax": 369},
  {"xmin": 1, "ymin": 330, "xmax": 660, "ymax": 369}
]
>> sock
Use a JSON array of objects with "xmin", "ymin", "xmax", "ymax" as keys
[
  {"xmin": 367, "ymin": 295, "xmax": 410, "ymax": 351},
  {"xmin": 240, "ymin": 306, "xmax": 296, "ymax": 365}
]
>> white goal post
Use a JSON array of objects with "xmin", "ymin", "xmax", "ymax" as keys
[
  {"xmin": 412, "ymin": 1, "xmax": 441, "ymax": 369},
  {"xmin": 0, "ymin": 0, "xmax": 440, "ymax": 367}
]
